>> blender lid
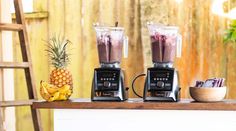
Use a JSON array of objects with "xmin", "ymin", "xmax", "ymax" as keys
[
  {"xmin": 147, "ymin": 22, "xmax": 179, "ymax": 30},
  {"xmin": 93, "ymin": 23, "xmax": 124, "ymax": 31}
]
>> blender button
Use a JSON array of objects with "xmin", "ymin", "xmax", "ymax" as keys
[
  {"xmin": 150, "ymin": 83, "xmax": 155, "ymax": 86},
  {"xmin": 165, "ymin": 83, "xmax": 171, "ymax": 86},
  {"xmin": 154, "ymin": 78, "xmax": 156, "ymax": 80},
  {"xmin": 112, "ymin": 83, "xmax": 117, "ymax": 86}
]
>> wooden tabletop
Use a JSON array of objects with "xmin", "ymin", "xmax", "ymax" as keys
[{"xmin": 32, "ymin": 98, "xmax": 236, "ymax": 111}]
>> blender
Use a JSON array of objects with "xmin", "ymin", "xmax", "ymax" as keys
[
  {"xmin": 144, "ymin": 22, "xmax": 182, "ymax": 101},
  {"xmin": 91, "ymin": 23, "xmax": 128, "ymax": 101},
  {"xmin": 132, "ymin": 22, "xmax": 182, "ymax": 101}
]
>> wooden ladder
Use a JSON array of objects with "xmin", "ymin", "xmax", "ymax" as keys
[{"xmin": 0, "ymin": 0, "xmax": 42, "ymax": 131}]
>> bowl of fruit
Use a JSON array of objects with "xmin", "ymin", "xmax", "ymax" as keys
[{"xmin": 189, "ymin": 78, "xmax": 226, "ymax": 102}]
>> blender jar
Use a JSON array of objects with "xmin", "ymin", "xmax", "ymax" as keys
[
  {"xmin": 94, "ymin": 24, "xmax": 128, "ymax": 67},
  {"xmin": 147, "ymin": 22, "xmax": 182, "ymax": 67}
]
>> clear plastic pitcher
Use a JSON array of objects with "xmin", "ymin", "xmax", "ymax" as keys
[
  {"xmin": 147, "ymin": 22, "xmax": 182, "ymax": 67},
  {"xmin": 94, "ymin": 24, "xmax": 128, "ymax": 67}
]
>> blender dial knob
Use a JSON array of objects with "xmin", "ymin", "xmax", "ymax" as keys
[
  {"xmin": 157, "ymin": 81, "xmax": 164, "ymax": 88},
  {"xmin": 104, "ymin": 81, "xmax": 111, "ymax": 88}
]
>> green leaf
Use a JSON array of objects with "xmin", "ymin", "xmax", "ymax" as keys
[
  {"xmin": 231, "ymin": 31, "xmax": 236, "ymax": 40},
  {"xmin": 224, "ymin": 20, "xmax": 236, "ymax": 43},
  {"xmin": 231, "ymin": 20, "xmax": 236, "ymax": 26}
]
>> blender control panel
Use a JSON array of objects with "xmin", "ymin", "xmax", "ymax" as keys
[
  {"xmin": 95, "ymin": 69, "xmax": 121, "ymax": 91},
  {"xmin": 147, "ymin": 68, "xmax": 174, "ymax": 91}
]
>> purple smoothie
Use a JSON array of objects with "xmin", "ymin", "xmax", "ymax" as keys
[
  {"xmin": 97, "ymin": 34, "xmax": 123, "ymax": 64},
  {"xmin": 151, "ymin": 33, "xmax": 176, "ymax": 63}
]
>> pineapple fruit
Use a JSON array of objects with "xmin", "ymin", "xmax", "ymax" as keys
[{"xmin": 46, "ymin": 35, "xmax": 73, "ymax": 89}]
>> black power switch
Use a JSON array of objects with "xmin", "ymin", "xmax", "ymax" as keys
[
  {"xmin": 156, "ymin": 81, "xmax": 165, "ymax": 88},
  {"xmin": 103, "ymin": 81, "xmax": 111, "ymax": 88}
]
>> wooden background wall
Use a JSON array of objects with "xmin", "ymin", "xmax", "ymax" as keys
[
  {"xmin": 140, "ymin": 0, "xmax": 236, "ymax": 98},
  {"xmin": 8, "ymin": 0, "xmax": 236, "ymax": 130}
]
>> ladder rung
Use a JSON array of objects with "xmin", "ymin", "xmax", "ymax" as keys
[
  {"xmin": 0, "ymin": 23, "xmax": 24, "ymax": 31},
  {"xmin": 0, "ymin": 62, "xmax": 29, "ymax": 68},
  {"xmin": 0, "ymin": 99, "xmax": 36, "ymax": 107}
]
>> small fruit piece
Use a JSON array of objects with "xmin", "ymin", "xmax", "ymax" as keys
[
  {"xmin": 59, "ymin": 85, "xmax": 70, "ymax": 94},
  {"xmin": 40, "ymin": 81, "xmax": 51, "ymax": 101},
  {"xmin": 48, "ymin": 91, "xmax": 60, "ymax": 102},
  {"xmin": 57, "ymin": 94, "xmax": 68, "ymax": 101},
  {"xmin": 41, "ymin": 81, "xmax": 59, "ymax": 94}
]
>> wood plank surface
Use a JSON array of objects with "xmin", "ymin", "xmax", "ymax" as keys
[
  {"xmin": 0, "ymin": 99, "xmax": 35, "ymax": 107},
  {"xmin": 0, "ymin": 62, "xmax": 29, "ymax": 68},
  {"xmin": 64, "ymin": 0, "xmax": 83, "ymax": 98},
  {"xmin": 12, "ymin": 12, "xmax": 48, "ymax": 19},
  {"xmin": 33, "ymin": 98, "xmax": 236, "ymax": 111},
  {"xmin": 0, "ymin": 23, "xmax": 23, "ymax": 31}
]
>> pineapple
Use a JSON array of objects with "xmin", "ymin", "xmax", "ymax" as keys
[{"xmin": 46, "ymin": 35, "xmax": 73, "ymax": 88}]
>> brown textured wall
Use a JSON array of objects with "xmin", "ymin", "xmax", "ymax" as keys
[{"xmin": 140, "ymin": 0, "xmax": 236, "ymax": 98}]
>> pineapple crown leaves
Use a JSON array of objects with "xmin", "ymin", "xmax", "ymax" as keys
[
  {"xmin": 224, "ymin": 20, "xmax": 236, "ymax": 43},
  {"xmin": 45, "ymin": 35, "xmax": 72, "ymax": 68}
]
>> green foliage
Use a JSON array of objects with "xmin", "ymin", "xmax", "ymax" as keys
[
  {"xmin": 45, "ymin": 35, "xmax": 71, "ymax": 68},
  {"xmin": 224, "ymin": 20, "xmax": 236, "ymax": 43}
]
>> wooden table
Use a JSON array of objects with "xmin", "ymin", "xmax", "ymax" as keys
[
  {"xmin": 33, "ymin": 98, "xmax": 236, "ymax": 110},
  {"xmin": 33, "ymin": 99, "xmax": 236, "ymax": 131}
]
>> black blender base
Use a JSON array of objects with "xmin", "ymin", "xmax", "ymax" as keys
[
  {"xmin": 91, "ymin": 68, "xmax": 127, "ymax": 102},
  {"xmin": 143, "ymin": 67, "xmax": 180, "ymax": 102}
]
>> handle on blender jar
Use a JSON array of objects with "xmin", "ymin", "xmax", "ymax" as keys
[
  {"xmin": 131, "ymin": 73, "xmax": 146, "ymax": 98},
  {"xmin": 176, "ymin": 34, "xmax": 182, "ymax": 58},
  {"xmin": 123, "ymin": 36, "xmax": 129, "ymax": 58}
]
